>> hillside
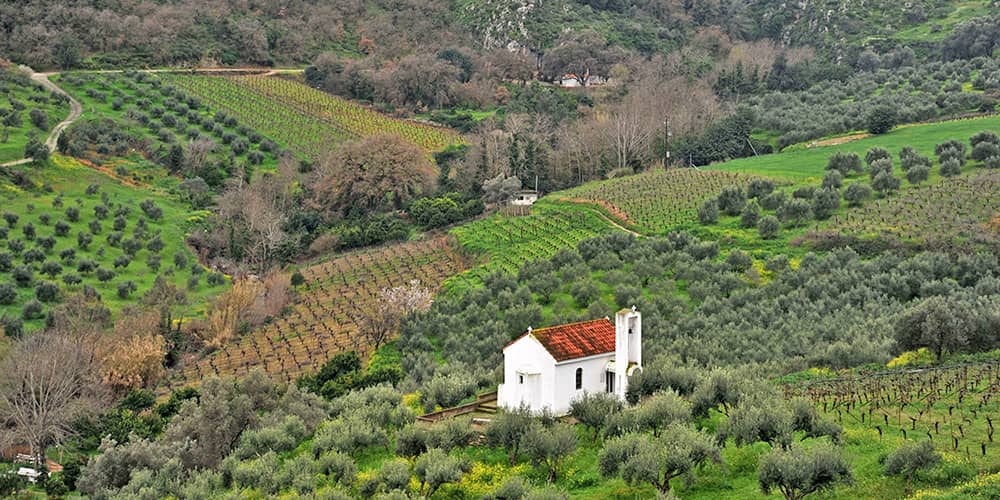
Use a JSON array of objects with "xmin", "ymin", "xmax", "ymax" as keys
[{"xmin": 5, "ymin": 1, "xmax": 1000, "ymax": 499}]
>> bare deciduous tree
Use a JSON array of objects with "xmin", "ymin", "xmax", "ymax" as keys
[
  {"xmin": 356, "ymin": 280, "xmax": 432, "ymax": 351},
  {"xmin": 0, "ymin": 327, "xmax": 107, "ymax": 467}
]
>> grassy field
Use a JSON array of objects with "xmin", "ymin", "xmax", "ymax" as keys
[
  {"xmin": 163, "ymin": 74, "xmax": 464, "ymax": 159},
  {"xmin": 710, "ymin": 115, "xmax": 1000, "ymax": 181},
  {"xmin": 0, "ymin": 68, "xmax": 71, "ymax": 163},
  {"xmin": 891, "ymin": 0, "xmax": 995, "ymax": 43},
  {"xmin": 0, "ymin": 155, "xmax": 226, "ymax": 332}
]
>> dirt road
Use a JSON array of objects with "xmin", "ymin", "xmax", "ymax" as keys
[{"xmin": 0, "ymin": 66, "xmax": 83, "ymax": 167}]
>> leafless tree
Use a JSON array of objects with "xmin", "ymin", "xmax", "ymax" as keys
[
  {"xmin": 0, "ymin": 327, "xmax": 108, "ymax": 467},
  {"xmin": 214, "ymin": 155, "xmax": 298, "ymax": 272},
  {"xmin": 356, "ymin": 280, "xmax": 433, "ymax": 351}
]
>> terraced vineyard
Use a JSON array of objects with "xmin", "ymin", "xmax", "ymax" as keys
[
  {"xmin": 556, "ymin": 169, "xmax": 761, "ymax": 234},
  {"xmin": 163, "ymin": 74, "xmax": 463, "ymax": 158},
  {"xmin": 171, "ymin": 237, "xmax": 466, "ymax": 387},
  {"xmin": 448, "ymin": 201, "xmax": 611, "ymax": 290},
  {"xmin": 826, "ymin": 172, "xmax": 1000, "ymax": 251}
]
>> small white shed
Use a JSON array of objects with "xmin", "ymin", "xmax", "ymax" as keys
[{"xmin": 510, "ymin": 190, "xmax": 539, "ymax": 206}]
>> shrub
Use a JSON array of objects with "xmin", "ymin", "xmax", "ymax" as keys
[
  {"xmin": 35, "ymin": 281, "xmax": 59, "ymax": 302},
  {"xmin": 747, "ymin": 179, "xmax": 775, "ymax": 199},
  {"xmin": 757, "ymin": 215, "xmax": 781, "ymax": 240},
  {"xmin": 761, "ymin": 191, "xmax": 786, "ymax": 210},
  {"xmin": 792, "ymin": 186, "xmax": 815, "ymax": 199},
  {"xmin": 96, "ymin": 267, "xmax": 116, "ymax": 282},
  {"xmin": 0, "ymin": 252, "xmax": 10, "ymax": 272},
  {"xmin": 777, "ymin": 199, "xmax": 811, "ymax": 227},
  {"xmin": 866, "ymin": 105, "xmax": 897, "ymax": 134},
  {"xmin": 869, "ymin": 158, "xmax": 894, "ymax": 179},
  {"xmin": 726, "ymin": 250, "xmax": 753, "ymax": 272},
  {"xmin": 906, "ymin": 165, "xmax": 930, "ymax": 185},
  {"xmin": 40, "ymin": 260, "xmax": 62, "ymax": 278},
  {"xmin": 146, "ymin": 235, "xmax": 164, "ymax": 253},
  {"xmin": 291, "ymin": 271, "xmax": 305, "ymax": 287},
  {"xmin": 54, "ymin": 220, "xmax": 71, "ymax": 236},
  {"xmin": 0, "ymin": 283, "xmax": 16, "ymax": 304},
  {"xmin": 36, "ymin": 236, "xmax": 56, "ymax": 252},
  {"xmin": 758, "ymin": 443, "xmax": 852, "ymax": 499},
  {"xmin": 12, "ymin": 265, "xmax": 33, "ymax": 287},
  {"xmin": 935, "ymin": 140, "xmax": 967, "ymax": 158},
  {"xmin": 62, "ymin": 273, "xmax": 82, "ymax": 286},
  {"xmin": 22, "ymin": 299, "xmax": 44, "ymax": 319},
  {"xmin": 77, "ymin": 231, "xmax": 93, "ymax": 249},
  {"xmin": 77, "ymin": 258, "xmax": 97, "ymax": 273},
  {"xmin": 827, "ymin": 152, "xmax": 863, "ymax": 176},
  {"xmin": 739, "ymin": 200, "xmax": 760, "ymax": 229},
  {"xmin": 717, "ymin": 186, "xmax": 746, "ymax": 216},
  {"xmin": 698, "ymin": 199, "xmax": 719, "ymax": 225},
  {"xmin": 113, "ymin": 255, "xmax": 131, "ymax": 269},
  {"xmin": 29, "ymin": 108, "xmax": 48, "ymax": 129},
  {"xmin": 970, "ymin": 130, "xmax": 999, "ymax": 149},
  {"xmin": 117, "ymin": 280, "xmax": 137, "ymax": 298},
  {"xmin": 23, "ymin": 247, "xmax": 45, "ymax": 264},
  {"xmin": 885, "ymin": 440, "xmax": 940, "ymax": 493},
  {"xmin": 971, "ymin": 141, "xmax": 1000, "ymax": 161},
  {"xmin": 872, "ymin": 170, "xmax": 901, "ymax": 195},
  {"xmin": 821, "ymin": 170, "xmax": 842, "ymax": 190},
  {"xmin": 7, "ymin": 239, "xmax": 24, "ymax": 256},
  {"xmin": 843, "ymin": 182, "xmax": 872, "ymax": 207},
  {"xmin": 3, "ymin": 212, "xmax": 19, "ymax": 227},
  {"xmin": 811, "ymin": 188, "xmax": 840, "ymax": 220},
  {"xmin": 939, "ymin": 158, "xmax": 962, "ymax": 177},
  {"xmin": 865, "ymin": 147, "xmax": 891, "ymax": 167},
  {"xmin": 65, "ymin": 206, "xmax": 80, "ymax": 222},
  {"xmin": 1, "ymin": 315, "xmax": 24, "ymax": 338}
]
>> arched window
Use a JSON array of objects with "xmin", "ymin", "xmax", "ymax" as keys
[{"xmin": 575, "ymin": 368, "xmax": 583, "ymax": 390}]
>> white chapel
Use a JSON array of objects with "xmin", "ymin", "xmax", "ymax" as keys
[{"xmin": 497, "ymin": 307, "xmax": 642, "ymax": 415}]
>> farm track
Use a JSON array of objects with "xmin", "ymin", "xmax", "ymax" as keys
[{"xmin": 0, "ymin": 66, "xmax": 82, "ymax": 167}]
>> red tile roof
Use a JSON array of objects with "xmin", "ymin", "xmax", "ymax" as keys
[{"xmin": 507, "ymin": 318, "xmax": 616, "ymax": 362}]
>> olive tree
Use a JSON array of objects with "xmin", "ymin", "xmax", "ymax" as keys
[
  {"xmin": 885, "ymin": 440, "xmax": 940, "ymax": 494},
  {"xmin": 569, "ymin": 392, "xmax": 623, "ymax": 440},
  {"xmin": 599, "ymin": 425, "xmax": 722, "ymax": 494},
  {"xmin": 759, "ymin": 443, "xmax": 852, "ymax": 500},
  {"xmin": 894, "ymin": 295, "xmax": 975, "ymax": 362},
  {"xmin": 521, "ymin": 421, "xmax": 577, "ymax": 483},
  {"xmin": 486, "ymin": 404, "xmax": 535, "ymax": 465},
  {"xmin": 414, "ymin": 448, "xmax": 464, "ymax": 496}
]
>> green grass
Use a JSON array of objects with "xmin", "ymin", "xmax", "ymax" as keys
[
  {"xmin": 709, "ymin": 115, "xmax": 1000, "ymax": 182},
  {"xmin": 891, "ymin": 0, "xmax": 995, "ymax": 43},
  {"xmin": 0, "ymin": 71, "xmax": 71, "ymax": 163},
  {"xmin": 0, "ymin": 155, "xmax": 228, "ymax": 332}
]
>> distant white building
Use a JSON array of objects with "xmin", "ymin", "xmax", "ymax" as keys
[
  {"xmin": 497, "ymin": 308, "xmax": 642, "ymax": 415},
  {"xmin": 558, "ymin": 73, "xmax": 607, "ymax": 88},
  {"xmin": 510, "ymin": 190, "xmax": 539, "ymax": 206}
]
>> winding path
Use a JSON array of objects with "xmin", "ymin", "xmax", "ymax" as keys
[{"xmin": 0, "ymin": 66, "xmax": 83, "ymax": 167}]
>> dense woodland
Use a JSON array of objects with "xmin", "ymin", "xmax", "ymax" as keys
[{"xmin": 2, "ymin": 0, "xmax": 1000, "ymax": 498}]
